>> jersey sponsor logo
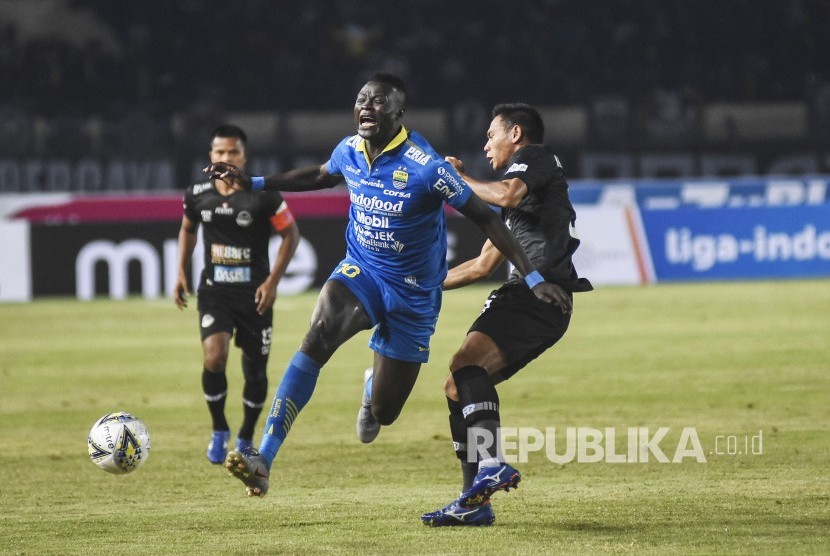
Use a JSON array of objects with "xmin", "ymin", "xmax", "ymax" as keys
[
  {"xmin": 344, "ymin": 176, "xmax": 360, "ymax": 189},
  {"xmin": 236, "ymin": 211, "xmax": 252, "ymax": 227},
  {"xmin": 193, "ymin": 182, "xmax": 213, "ymax": 195},
  {"xmin": 344, "ymin": 164, "xmax": 362, "ymax": 176},
  {"xmin": 437, "ymin": 166, "xmax": 462, "ymax": 188},
  {"xmin": 355, "ymin": 211, "xmax": 390, "ymax": 228},
  {"xmin": 349, "ymin": 192, "xmax": 404, "ymax": 214},
  {"xmin": 213, "ymin": 265, "xmax": 251, "ymax": 283},
  {"xmin": 346, "ymin": 135, "xmax": 361, "ymax": 148},
  {"xmin": 404, "ymin": 146, "xmax": 431, "ymax": 166},
  {"xmin": 432, "ymin": 178, "xmax": 458, "ymax": 199},
  {"xmin": 201, "ymin": 210, "xmax": 213, "ymax": 222},
  {"xmin": 215, "ymin": 202, "xmax": 234, "ymax": 215},
  {"xmin": 506, "ymin": 162, "xmax": 529, "ymax": 173},
  {"xmin": 392, "ymin": 168, "xmax": 409, "ymax": 189},
  {"xmin": 211, "ymin": 244, "xmax": 252, "ymax": 263},
  {"xmin": 353, "ymin": 221, "xmax": 396, "ymax": 241},
  {"xmin": 434, "ymin": 166, "xmax": 465, "ymax": 198},
  {"xmin": 383, "ymin": 189, "xmax": 411, "ymax": 198},
  {"xmin": 352, "ymin": 223, "xmax": 406, "ymax": 253},
  {"xmin": 360, "ymin": 177, "xmax": 385, "ymax": 189}
]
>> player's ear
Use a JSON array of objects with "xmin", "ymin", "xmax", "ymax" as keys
[
  {"xmin": 511, "ymin": 124, "xmax": 523, "ymax": 144},
  {"xmin": 397, "ymin": 107, "xmax": 405, "ymax": 119}
]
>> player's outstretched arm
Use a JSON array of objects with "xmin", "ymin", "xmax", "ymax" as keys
[
  {"xmin": 204, "ymin": 162, "xmax": 343, "ymax": 192},
  {"xmin": 456, "ymin": 193, "xmax": 572, "ymax": 313},
  {"xmin": 446, "ymin": 156, "xmax": 528, "ymax": 208},
  {"xmin": 443, "ymin": 239, "xmax": 504, "ymax": 290}
]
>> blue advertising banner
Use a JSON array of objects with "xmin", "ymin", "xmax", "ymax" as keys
[
  {"xmin": 640, "ymin": 205, "xmax": 830, "ymax": 281},
  {"xmin": 570, "ymin": 176, "xmax": 830, "ymax": 208}
]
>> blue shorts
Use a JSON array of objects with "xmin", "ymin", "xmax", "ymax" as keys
[{"xmin": 327, "ymin": 257, "xmax": 442, "ymax": 363}]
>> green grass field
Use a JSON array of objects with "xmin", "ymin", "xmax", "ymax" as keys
[{"xmin": 1, "ymin": 280, "xmax": 828, "ymax": 555}]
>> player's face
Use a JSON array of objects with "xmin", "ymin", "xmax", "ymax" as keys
[
  {"xmin": 354, "ymin": 81, "xmax": 404, "ymax": 144},
  {"xmin": 209, "ymin": 136, "xmax": 247, "ymax": 169},
  {"xmin": 484, "ymin": 115, "xmax": 517, "ymax": 171}
]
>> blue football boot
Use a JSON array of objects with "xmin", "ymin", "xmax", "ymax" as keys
[
  {"xmin": 421, "ymin": 499, "xmax": 495, "ymax": 527},
  {"xmin": 459, "ymin": 463, "xmax": 521, "ymax": 507},
  {"xmin": 206, "ymin": 430, "xmax": 231, "ymax": 464}
]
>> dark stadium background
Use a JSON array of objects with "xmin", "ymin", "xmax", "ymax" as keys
[
  {"xmin": 1, "ymin": 0, "xmax": 828, "ymax": 189},
  {"xmin": 1, "ymin": 0, "xmax": 829, "ymax": 300}
]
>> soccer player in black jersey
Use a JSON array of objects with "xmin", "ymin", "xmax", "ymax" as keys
[
  {"xmin": 173, "ymin": 124, "xmax": 300, "ymax": 464},
  {"xmin": 422, "ymin": 104, "xmax": 593, "ymax": 526}
]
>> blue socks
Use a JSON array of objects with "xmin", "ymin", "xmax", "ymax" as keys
[{"xmin": 258, "ymin": 351, "xmax": 322, "ymax": 467}]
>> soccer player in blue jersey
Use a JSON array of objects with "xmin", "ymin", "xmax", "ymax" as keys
[{"xmin": 205, "ymin": 73, "xmax": 572, "ymax": 497}]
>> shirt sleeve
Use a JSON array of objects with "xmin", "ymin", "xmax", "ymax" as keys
[
  {"xmin": 326, "ymin": 136, "xmax": 352, "ymax": 176},
  {"xmin": 182, "ymin": 187, "xmax": 198, "ymax": 221},
  {"xmin": 503, "ymin": 147, "xmax": 558, "ymax": 193},
  {"xmin": 428, "ymin": 160, "xmax": 473, "ymax": 209}
]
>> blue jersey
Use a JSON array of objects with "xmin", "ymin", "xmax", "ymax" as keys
[{"xmin": 327, "ymin": 127, "xmax": 473, "ymax": 290}]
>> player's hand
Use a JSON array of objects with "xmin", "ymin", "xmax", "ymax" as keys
[
  {"xmin": 444, "ymin": 156, "xmax": 465, "ymax": 173},
  {"xmin": 254, "ymin": 282, "xmax": 277, "ymax": 315},
  {"xmin": 531, "ymin": 282, "xmax": 572, "ymax": 314},
  {"xmin": 173, "ymin": 281, "xmax": 190, "ymax": 310},
  {"xmin": 203, "ymin": 162, "xmax": 252, "ymax": 190}
]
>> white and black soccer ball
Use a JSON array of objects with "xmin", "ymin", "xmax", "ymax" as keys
[{"xmin": 87, "ymin": 412, "xmax": 151, "ymax": 474}]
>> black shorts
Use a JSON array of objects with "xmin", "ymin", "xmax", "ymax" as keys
[
  {"xmin": 197, "ymin": 287, "xmax": 273, "ymax": 362},
  {"xmin": 468, "ymin": 282, "xmax": 571, "ymax": 381}
]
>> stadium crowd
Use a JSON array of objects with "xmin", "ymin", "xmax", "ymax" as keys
[{"xmin": 0, "ymin": 0, "xmax": 828, "ymax": 160}]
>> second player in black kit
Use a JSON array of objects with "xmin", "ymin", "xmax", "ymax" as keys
[
  {"xmin": 422, "ymin": 103, "xmax": 592, "ymax": 527},
  {"xmin": 174, "ymin": 125, "xmax": 299, "ymax": 465}
]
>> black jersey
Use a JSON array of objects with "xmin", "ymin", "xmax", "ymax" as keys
[
  {"xmin": 501, "ymin": 145, "xmax": 592, "ymax": 293},
  {"xmin": 183, "ymin": 180, "xmax": 289, "ymax": 290}
]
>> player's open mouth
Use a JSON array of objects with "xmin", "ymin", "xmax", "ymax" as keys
[{"xmin": 359, "ymin": 115, "xmax": 377, "ymax": 130}]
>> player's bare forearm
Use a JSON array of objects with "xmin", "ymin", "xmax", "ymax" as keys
[
  {"xmin": 457, "ymin": 195, "xmax": 535, "ymax": 277},
  {"xmin": 174, "ymin": 222, "xmax": 197, "ymax": 309},
  {"xmin": 257, "ymin": 223, "xmax": 300, "ymax": 314},
  {"xmin": 444, "ymin": 259, "xmax": 481, "ymax": 290},
  {"xmin": 444, "ymin": 240, "xmax": 504, "ymax": 290},
  {"xmin": 204, "ymin": 162, "xmax": 343, "ymax": 192},
  {"xmin": 446, "ymin": 156, "xmax": 526, "ymax": 207}
]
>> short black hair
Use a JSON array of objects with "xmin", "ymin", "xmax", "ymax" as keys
[
  {"xmin": 369, "ymin": 72, "xmax": 407, "ymax": 95},
  {"xmin": 492, "ymin": 103, "xmax": 544, "ymax": 143},
  {"xmin": 210, "ymin": 124, "xmax": 248, "ymax": 148}
]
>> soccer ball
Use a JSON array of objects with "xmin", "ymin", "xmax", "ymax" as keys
[{"xmin": 87, "ymin": 412, "xmax": 151, "ymax": 474}]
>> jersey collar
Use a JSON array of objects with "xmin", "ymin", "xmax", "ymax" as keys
[{"xmin": 356, "ymin": 126, "xmax": 408, "ymax": 168}]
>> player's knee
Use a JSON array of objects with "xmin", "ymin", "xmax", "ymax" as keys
[
  {"xmin": 302, "ymin": 318, "xmax": 341, "ymax": 360},
  {"xmin": 449, "ymin": 350, "xmax": 478, "ymax": 373},
  {"xmin": 203, "ymin": 354, "xmax": 227, "ymax": 374}
]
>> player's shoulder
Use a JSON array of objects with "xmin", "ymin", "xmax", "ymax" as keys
[
  {"xmin": 338, "ymin": 134, "xmax": 362, "ymax": 152},
  {"xmin": 399, "ymin": 131, "xmax": 443, "ymax": 171},
  {"xmin": 514, "ymin": 144, "xmax": 562, "ymax": 167},
  {"xmin": 507, "ymin": 144, "xmax": 565, "ymax": 175},
  {"xmin": 186, "ymin": 180, "xmax": 215, "ymax": 197}
]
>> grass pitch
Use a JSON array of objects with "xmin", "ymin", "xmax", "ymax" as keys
[{"xmin": 0, "ymin": 280, "xmax": 828, "ymax": 554}]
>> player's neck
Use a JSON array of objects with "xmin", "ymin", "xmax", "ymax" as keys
[{"xmin": 214, "ymin": 179, "xmax": 235, "ymax": 196}]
